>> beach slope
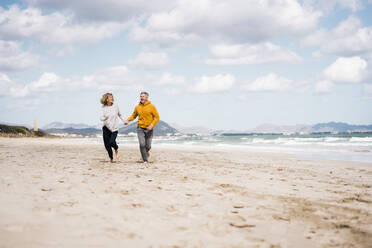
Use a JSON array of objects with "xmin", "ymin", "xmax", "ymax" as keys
[{"xmin": 0, "ymin": 138, "xmax": 371, "ymax": 247}]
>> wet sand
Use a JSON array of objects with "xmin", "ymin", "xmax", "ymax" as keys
[{"xmin": 0, "ymin": 137, "xmax": 371, "ymax": 247}]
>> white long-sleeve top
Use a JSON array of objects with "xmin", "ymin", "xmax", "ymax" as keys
[{"xmin": 100, "ymin": 104, "xmax": 125, "ymax": 132}]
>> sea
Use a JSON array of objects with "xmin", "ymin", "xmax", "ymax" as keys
[{"xmin": 88, "ymin": 133, "xmax": 372, "ymax": 163}]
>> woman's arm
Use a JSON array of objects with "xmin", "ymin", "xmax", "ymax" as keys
[
  {"xmin": 100, "ymin": 108, "xmax": 106, "ymax": 121},
  {"xmin": 117, "ymin": 105, "xmax": 125, "ymax": 122}
]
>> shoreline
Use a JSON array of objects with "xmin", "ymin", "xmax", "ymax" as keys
[{"xmin": 2, "ymin": 136, "xmax": 371, "ymax": 164}]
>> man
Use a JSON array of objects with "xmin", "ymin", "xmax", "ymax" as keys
[{"xmin": 124, "ymin": 92, "xmax": 160, "ymax": 163}]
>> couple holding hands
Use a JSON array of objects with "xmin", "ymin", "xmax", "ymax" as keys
[{"xmin": 100, "ymin": 92, "xmax": 159, "ymax": 164}]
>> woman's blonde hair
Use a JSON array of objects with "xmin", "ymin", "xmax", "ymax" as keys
[{"xmin": 100, "ymin": 93, "xmax": 113, "ymax": 106}]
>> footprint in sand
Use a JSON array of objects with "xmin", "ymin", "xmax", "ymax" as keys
[
  {"xmin": 61, "ymin": 201, "xmax": 78, "ymax": 207},
  {"xmin": 228, "ymin": 214, "xmax": 256, "ymax": 229},
  {"xmin": 105, "ymin": 227, "xmax": 137, "ymax": 239},
  {"xmin": 120, "ymin": 189, "xmax": 130, "ymax": 195},
  {"xmin": 229, "ymin": 223, "xmax": 256, "ymax": 228},
  {"xmin": 131, "ymin": 203, "xmax": 144, "ymax": 208},
  {"xmin": 233, "ymin": 205, "xmax": 244, "ymax": 209},
  {"xmin": 166, "ymin": 205, "xmax": 177, "ymax": 212}
]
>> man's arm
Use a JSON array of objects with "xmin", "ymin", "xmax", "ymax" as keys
[
  {"xmin": 151, "ymin": 106, "xmax": 160, "ymax": 127},
  {"xmin": 148, "ymin": 105, "xmax": 159, "ymax": 130},
  {"xmin": 125, "ymin": 107, "xmax": 138, "ymax": 124}
]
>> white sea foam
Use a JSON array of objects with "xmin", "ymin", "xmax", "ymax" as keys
[{"xmin": 89, "ymin": 134, "xmax": 372, "ymax": 163}]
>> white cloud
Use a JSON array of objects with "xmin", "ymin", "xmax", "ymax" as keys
[
  {"xmin": 331, "ymin": 0, "xmax": 363, "ymax": 11},
  {"xmin": 0, "ymin": 1, "xmax": 322, "ymax": 49},
  {"xmin": 49, "ymin": 46, "xmax": 75, "ymax": 57},
  {"xmin": 0, "ymin": 40, "xmax": 40, "ymax": 71},
  {"xmin": 315, "ymin": 80, "xmax": 334, "ymax": 93},
  {"xmin": 323, "ymin": 56, "xmax": 368, "ymax": 83},
  {"xmin": 0, "ymin": 5, "xmax": 126, "ymax": 44},
  {"xmin": 5, "ymin": 97, "xmax": 41, "ymax": 111},
  {"xmin": 0, "ymin": 73, "xmax": 13, "ymax": 96},
  {"xmin": 313, "ymin": 56, "xmax": 372, "ymax": 94},
  {"xmin": 190, "ymin": 74, "xmax": 235, "ymax": 93},
  {"xmin": 153, "ymin": 72, "xmax": 186, "ymax": 85},
  {"xmin": 242, "ymin": 73, "xmax": 295, "ymax": 92},
  {"xmin": 300, "ymin": 29, "xmax": 327, "ymax": 47},
  {"xmin": 127, "ymin": 52, "xmax": 169, "ymax": 70},
  {"xmin": 130, "ymin": 25, "xmax": 201, "ymax": 48},
  {"xmin": 26, "ymin": 0, "xmax": 175, "ymax": 22},
  {"xmin": 163, "ymin": 88, "xmax": 182, "ymax": 95},
  {"xmin": 205, "ymin": 42, "xmax": 302, "ymax": 66},
  {"xmin": 303, "ymin": 0, "xmax": 363, "ymax": 13},
  {"xmin": 301, "ymin": 16, "xmax": 372, "ymax": 57},
  {"xmin": 7, "ymin": 65, "xmax": 141, "ymax": 97},
  {"xmin": 130, "ymin": 0, "xmax": 321, "ymax": 46},
  {"xmin": 2, "ymin": 65, "xmax": 188, "ymax": 98}
]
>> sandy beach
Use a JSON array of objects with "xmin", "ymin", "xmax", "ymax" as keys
[{"xmin": 0, "ymin": 137, "xmax": 371, "ymax": 248}]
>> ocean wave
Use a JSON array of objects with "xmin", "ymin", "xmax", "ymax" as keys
[
  {"xmin": 350, "ymin": 137, "xmax": 372, "ymax": 142},
  {"xmin": 88, "ymin": 134, "xmax": 372, "ymax": 162}
]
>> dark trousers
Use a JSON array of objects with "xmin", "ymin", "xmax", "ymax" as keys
[
  {"xmin": 102, "ymin": 126, "xmax": 118, "ymax": 160},
  {"xmin": 137, "ymin": 127, "xmax": 153, "ymax": 162}
]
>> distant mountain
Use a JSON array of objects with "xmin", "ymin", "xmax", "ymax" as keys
[
  {"xmin": 211, "ymin": 129, "xmax": 242, "ymax": 135},
  {"xmin": 41, "ymin": 120, "xmax": 178, "ymax": 135},
  {"xmin": 44, "ymin": 127, "xmax": 101, "ymax": 135},
  {"xmin": 42, "ymin": 121, "xmax": 94, "ymax": 129},
  {"xmin": 11, "ymin": 120, "xmax": 372, "ymax": 136},
  {"xmin": 247, "ymin": 123, "xmax": 312, "ymax": 134},
  {"xmin": 119, "ymin": 120, "xmax": 178, "ymax": 135},
  {"xmin": 219, "ymin": 122, "xmax": 372, "ymax": 135},
  {"xmin": 311, "ymin": 122, "xmax": 372, "ymax": 133},
  {"xmin": 169, "ymin": 123, "xmax": 213, "ymax": 135}
]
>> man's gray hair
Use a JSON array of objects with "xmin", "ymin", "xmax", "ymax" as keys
[{"xmin": 140, "ymin": 91, "xmax": 149, "ymax": 96}]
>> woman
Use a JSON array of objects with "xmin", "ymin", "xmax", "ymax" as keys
[{"xmin": 100, "ymin": 93, "xmax": 125, "ymax": 163}]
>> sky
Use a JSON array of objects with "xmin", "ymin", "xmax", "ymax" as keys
[{"xmin": 0, "ymin": 0, "xmax": 372, "ymax": 130}]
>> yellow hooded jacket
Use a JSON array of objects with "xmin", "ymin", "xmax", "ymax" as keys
[{"xmin": 127, "ymin": 101, "xmax": 160, "ymax": 128}]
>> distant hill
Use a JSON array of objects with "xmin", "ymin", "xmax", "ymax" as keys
[
  {"xmin": 156, "ymin": 122, "xmax": 372, "ymax": 135},
  {"xmin": 12, "ymin": 120, "xmax": 372, "ymax": 136},
  {"xmin": 119, "ymin": 120, "xmax": 178, "ymax": 135},
  {"xmin": 246, "ymin": 123, "xmax": 312, "ymax": 134},
  {"xmin": 44, "ymin": 127, "xmax": 101, "ymax": 135},
  {"xmin": 0, "ymin": 121, "xmax": 32, "ymax": 129},
  {"xmin": 311, "ymin": 122, "xmax": 372, "ymax": 133},
  {"xmin": 224, "ymin": 122, "xmax": 372, "ymax": 135},
  {"xmin": 41, "ymin": 120, "xmax": 178, "ymax": 135},
  {"xmin": 0, "ymin": 124, "xmax": 50, "ymax": 137},
  {"xmin": 169, "ymin": 123, "xmax": 213, "ymax": 135},
  {"xmin": 42, "ymin": 121, "xmax": 94, "ymax": 129}
]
